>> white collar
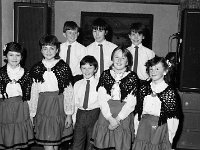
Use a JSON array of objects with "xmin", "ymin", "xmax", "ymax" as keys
[
  {"xmin": 150, "ymin": 80, "xmax": 168, "ymax": 93},
  {"xmin": 42, "ymin": 59, "xmax": 59, "ymax": 69},
  {"xmin": 95, "ymin": 40, "xmax": 106, "ymax": 46},
  {"xmin": 7, "ymin": 64, "xmax": 21, "ymax": 74},
  {"xmin": 132, "ymin": 43, "xmax": 142, "ymax": 49},
  {"xmin": 65, "ymin": 41, "xmax": 76, "ymax": 46},
  {"xmin": 84, "ymin": 76, "xmax": 95, "ymax": 82}
]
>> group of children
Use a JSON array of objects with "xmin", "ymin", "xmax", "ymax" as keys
[{"xmin": 0, "ymin": 17, "xmax": 181, "ymax": 150}]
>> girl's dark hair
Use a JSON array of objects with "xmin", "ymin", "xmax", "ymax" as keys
[
  {"xmin": 145, "ymin": 56, "xmax": 173, "ymax": 85},
  {"xmin": 110, "ymin": 46, "xmax": 133, "ymax": 71},
  {"xmin": 80, "ymin": 55, "xmax": 98, "ymax": 74},
  {"xmin": 39, "ymin": 35, "xmax": 60, "ymax": 59},
  {"xmin": 165, "ymin": 52, "xmax": 177, "ymax": 87},
  {"xmin": 3, "ymin": 42, "xmax": 26, "ymax": 64}
]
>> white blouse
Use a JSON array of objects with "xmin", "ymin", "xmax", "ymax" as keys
[
  {"xmin": 98, "ymin": 70, "xmax": 136, "ymax": 121},
  {"xmin": 28, "ymin": 59, "xmax": 74, "ymax": 117},
  {"xmin": 6, "ymin": 65, "xmax": 24, "ymax": 98},
  {"xmin": 135, "ymin": 80, "xmax": 179, "ymax": 144}
]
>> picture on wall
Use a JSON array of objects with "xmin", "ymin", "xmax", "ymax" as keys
[{"xmin": 80, "ymin": 11, "xmax": 153, "ymax": 48}]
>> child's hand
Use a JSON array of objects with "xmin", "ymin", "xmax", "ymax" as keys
[
  {"xmin": 30, "ymin": 116, "xmax": 34, "ymax": 125},
  {"xmin": 115, "ymin": 116, "xmax": 121, "ymax": 124},
  {"xmin": 65, "ymin": 115, "xmax": 72, "ymax": 128},
  {"xmin": 108, "ymin": 117, "xmax": 119, "ymax": 130},
  {"xmin": 108, "ymin": 124, "xmax": 119, "ymax": 130}
]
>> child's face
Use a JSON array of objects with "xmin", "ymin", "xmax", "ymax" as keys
[
  {"xmin": 149, "ymin": 62, "xmax": 167, "ymax": 84},
  {"xmin": 92, "ymin": 28, "xmax": 106, "ymax": 43},
  {"xmin": 41, "ymin": 45, "xmax": 58, "ymax": 61},
  {"xmin": 129, "ymin": 31, "xmax": 144, "ymax": 46},
  {"xmin": 6, "ymin": 51, "xmax": 22, "ymax": 68},
  {"xmin": 112, "ymin": 49, "xmax": 128, "ymax": 73},
  {"xmin": 81, "ymin": 63, "xmax": 97, "ymax": 79},
  {"xmin": 63, "ymin": 29, "xmax": 79, "ymax": 44}
]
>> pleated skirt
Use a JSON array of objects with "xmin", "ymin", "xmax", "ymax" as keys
[
  {"xmin": 132, "ymin": 114, "xmax": 171, "ymax": 150},
  {"xmin": 91, "ymin": 100, "xmax": 135, "ymax": 150},
  {"xmin": 0, "ymin": 96, "xmax": 34, "ymax": 149},
  {"xmin": 34, "ymin": 91, "xmax": 73, "ymax": 146}
]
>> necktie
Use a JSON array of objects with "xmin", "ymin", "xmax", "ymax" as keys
[
  {"xmin": 133, "ymin": 46, "xmax": 139, "ymax": 73},
  {"xmin": 83, "ymin": 80, "xmax": 90, "ymax": 109},
  {"xmin": 66, "ymin": 45, "xmax": 71, "ymax": 65},
  {"xmin": 98, "ymin": 44, "xmax": 104, "ymax": 75}
]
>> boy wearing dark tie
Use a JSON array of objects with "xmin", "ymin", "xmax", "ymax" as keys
[{"xmin": 72, "ymin": 55, "xmax": 100, "ymax": 150}]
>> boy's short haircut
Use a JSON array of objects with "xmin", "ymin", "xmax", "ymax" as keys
[
  {"xmin": 80, "ymin": 55, "xmax": 98, "ymax": 71},
  {"xmin": 129, "ymin": 22, "xmax": 146, "ymax": 35},
  {"xmin": 92, "ymin": 18, "xmax": 108, "ymax": 31},
  {"xmin": 63, "ymin": 21, "xmax": 79, "ymax": 33}
]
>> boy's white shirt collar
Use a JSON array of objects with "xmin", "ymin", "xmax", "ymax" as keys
[
  {"xmin": 95, "ymin": 39, "xmax": 106, "ymax": 45},
  {"xmin": 83, "ymin": 76, "xmax": 95, "ymax": 81},
  {"xmin": 132, "ymin": 43, "xmax": 142, "ymax": 48},
  {"xmin": 65, "ymin": 41, "xmax": 76, "ymax": 46}
]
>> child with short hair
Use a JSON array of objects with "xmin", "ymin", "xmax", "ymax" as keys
[
  {"xmin": 29, "ymin": 35, "xmax": 74, "ymax": 150},
  {"xmin": 127, "ymin": 22, "xmax": 155, "ymax": 81},
  {"xmin": 0, "ymin": 42, "xmax": 34, "ymax": 149},
  {"xmin": 86, "ymin": 18, "xmax": 117, "ymax": 78},
  {"xmin": 133, "ymin": 56, "xmax": 180, "ymax": 150},
  {"xmin": 91, "ymin": 46, "xmax": 139, "ymax": 150},
  {"xmin": 72, "ymin": 55, "xmax": 100, "ymax": 150},
  {"xmin": 60, "ymin": 21, "xmax": 86, "ymax": 82}
]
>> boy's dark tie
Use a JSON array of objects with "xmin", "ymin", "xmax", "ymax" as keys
[
  {"xmin": 98, "ymin": 44, "xmax": 104, "ymax": 75},
  {"xmin": 83, "ymin": 80, "xmax": 90, "ymax": 109},
  {"xmin": 133, "ymin": 46, "xmax": 139, "ymax": 73},
  {"xmin": 66, "ymin": 45, "xmax": 71, "ymax": 65}
]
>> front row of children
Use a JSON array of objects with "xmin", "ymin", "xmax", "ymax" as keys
[{"xmin": 0, "ymin": 35, "xmax": 180, "ymax": 150}]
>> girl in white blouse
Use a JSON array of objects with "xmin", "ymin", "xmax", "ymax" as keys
[
  {"xmin": 91, "ymin": 46, "xmax": 139, "ymax": 150},
  {"xmin": 29, "ymin": 35, "xmax": 74, "ymax": 150},
  {"xmin": 0, "ymin": 42, "xmax": 34, "ymax": 149},
  {"xmin": 133, "ymin": 56, "xmax": 180, "ymax": 150}
]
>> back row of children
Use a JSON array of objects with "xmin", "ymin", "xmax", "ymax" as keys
[{"xmin": 0, "ymin": 17, "xmax": 181, "ymax": 150}]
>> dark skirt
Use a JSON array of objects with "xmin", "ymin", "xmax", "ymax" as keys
[
  {"xmin": 0, "ymin": 96, "xmax": 34, "ymax": 149},
  {"xmin": 91, "ymin": 100, "xmax": 135, "ymax": 150},
  {"xmin": 132, "ymin": 114, "xmax": 171, "ymax": 150},
  {"xmin": 34, "ymin": 91, "xmax": 73, "ymax": 146}
]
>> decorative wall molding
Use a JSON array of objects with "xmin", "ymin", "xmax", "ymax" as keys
[{"xmin": 55, "ymin": 0, "xmax": 180, "ymax": 5}]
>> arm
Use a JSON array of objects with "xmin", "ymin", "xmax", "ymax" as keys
[
  {"xmin": 116, "ymin": 93, "xmax": 137, "ymax": 121},
  {"xmin": 134, "ymin": 113, "xmax": 139, "ymax": 136},
  {"xmin": 98, "ymin": 87, "xmax": 119, "ymax": 129},
  {"xmin": 27, "ymin": 80, "xmax": 40, "ymax": 122},
  {"xmin": 167, "ymin": 118, "xmax": 179, "ymax": 144},
  {"xmin": 98, "ymin": 87, "xmax": 112, "ymax": 119},
  {"xmin": 63, "ymin": 83, "xmax": 74, "ymax": 128}
]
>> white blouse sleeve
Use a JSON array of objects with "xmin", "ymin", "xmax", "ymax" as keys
[
  {"xmin": 117, "ymin": 93, "xmax": 137, "ymax": 120},
  {"xmin": 134, "ymin": 113, "xmax": 139, "ymax": 135},
  {"xmin": 98, "ymin": 86, "xmax": 112, "ymax": 119},
  {"xmin": 28, "ymin": 81, "xmax": 40, "ymax": 117},
  {"xmin": 167, "ymin": 118, "xmax": 179, "ymax": 144},
  {"xmin": 63, "ymin": 84, "xmax": 74, "ymax": 115}
]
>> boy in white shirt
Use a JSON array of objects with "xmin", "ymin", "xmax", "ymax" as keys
[
  {"xmin": 86, "ymin": 18, "xmax": 117, "ymax": 78},
  {"xmin": 127, "ymin": 22, "xmax": 155, "ymax": 81},
  {"xmin": 60, "ymin": 21, "xmax": 86, "ymax": 83},
  {"xmin": 72, "ymin": 55, "xmax": 100, "ymax": 150}
]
